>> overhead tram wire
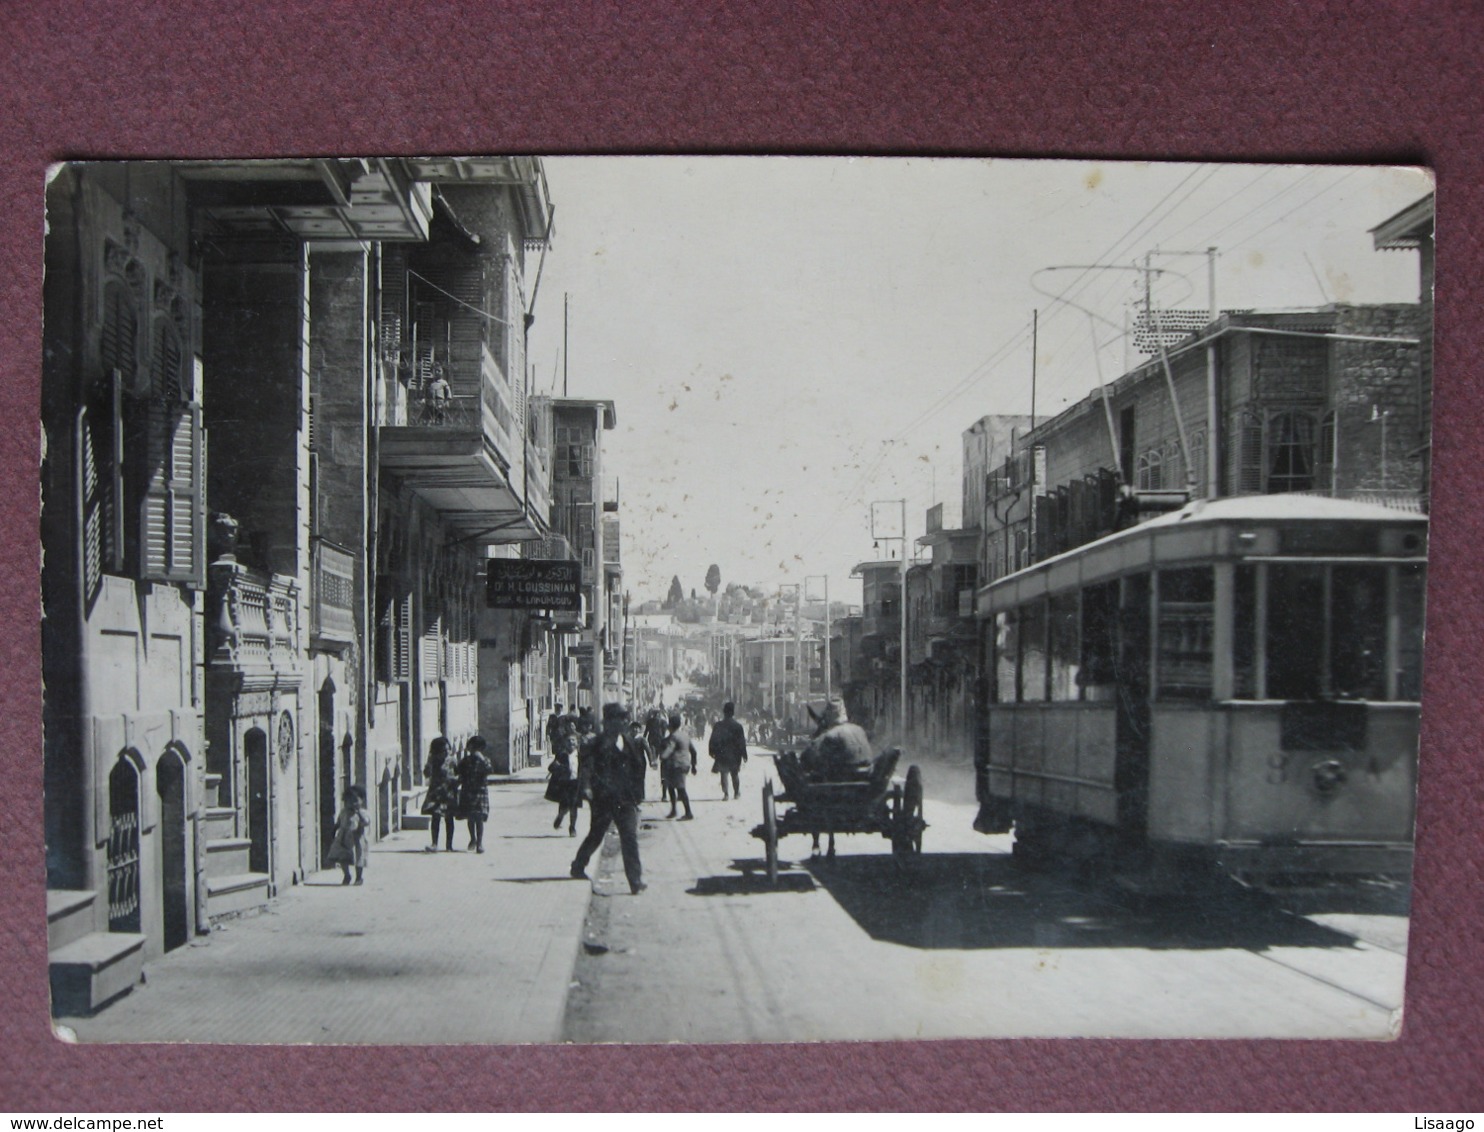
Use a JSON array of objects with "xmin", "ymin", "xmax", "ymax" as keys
[
  {"xmin": 1024, "ymin": 165, "xmax": 1210, "ymax": 334},
  {"xmin": 1200, "ymin": 167, "xmax": 1327, "ymax": 247},
  {"xmin": 1149, "ymin": 164, "xmax": 1278, "ymax": 249},
  {"xmin": 900, "ymin": 163, "xmax": 1214, "ymax": 443},
  {"xmin": 1222, "ymin": 168, "xmax": 1361, "ymax": 255},
  {"xmin": 795, "ymin": 164, "xmax": 1219, "ymax": 565}
]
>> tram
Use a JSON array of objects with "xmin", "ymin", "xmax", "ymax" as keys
[{"xmin": 972, "ymin": 494, "xmax": 1426, "ymax": 881}]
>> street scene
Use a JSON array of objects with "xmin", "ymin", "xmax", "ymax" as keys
[
  {"xmin": 61, "ymin": 699, "xmax": 1409, "ymax": 1044},
  {"xmin": 40, "ymin": 157, "xmax": 1432, "ymax": 1043}
]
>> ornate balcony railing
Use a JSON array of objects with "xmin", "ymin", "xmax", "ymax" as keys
[{"xmin": 208, "ymin": 561, "xmax": 301, "ymax": 677}]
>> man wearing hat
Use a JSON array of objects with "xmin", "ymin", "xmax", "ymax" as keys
[
  {"xmin": 804, "ymin": 697, "xmax": 873, "ymax": 780},
  {"xmin": 708, "ymin": 701, "xmax": 748, "ymax": 801},
  {"xmin": 571, "ymin": 702, "xmax": 648, "ymax": 894}
]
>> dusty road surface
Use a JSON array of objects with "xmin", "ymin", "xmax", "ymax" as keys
[
  {"xmin": 563, "ymin": 750, "xmax": 1409, "ymax": 1043},
  {"xmin": 59, "ymin": 746, "xmax": 1409, "ymax": 1045}
]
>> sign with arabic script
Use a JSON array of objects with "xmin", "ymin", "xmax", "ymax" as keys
[{"xmin": 486, "ymin": 559, "xmax": 582, "ymax": 611}]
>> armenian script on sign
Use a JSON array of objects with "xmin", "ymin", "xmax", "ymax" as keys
[{"xmin": 485, "ymin": 559, "xmax": 582, "ymax": 611}]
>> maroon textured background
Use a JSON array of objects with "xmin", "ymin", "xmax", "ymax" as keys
[{"xmin": 2, "ymin": 1, "xmax": 1480, "ymax": 1112}]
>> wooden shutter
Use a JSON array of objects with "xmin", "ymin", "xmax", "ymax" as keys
[
  {"xmin": 139, "ymin": 402, "xmax": 204, "ymax": 586},
  {"xmin": 1237, "ymin": 412, "xmax": 1264, "ymax": 494},
  {"xmin": 394, "ymin": 593, "xmax": 413, "ymax": 681}
]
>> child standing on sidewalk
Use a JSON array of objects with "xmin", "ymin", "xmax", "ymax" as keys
[{"xmin": 328, "ymin": 785, "xmax": 369, "ymax": 885}]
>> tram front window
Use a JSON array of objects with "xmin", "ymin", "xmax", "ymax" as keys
[
  {"xmin": 1332, "ymin": 565, "xmax": 1388, "ymax": 699},
  {"xmin": 1268, "ymin": 564, "xmax": 1325, "ymax": 699}
]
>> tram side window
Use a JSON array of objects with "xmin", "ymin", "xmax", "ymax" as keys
[
  {"xmin": 1020, "ymin": 599, "xmax": 1049, "ymax": 702},
  {"xmin": 1049, "ymin": 592, "xmax": 1080, "ymax": 701},
  {"xmin": 1234, "ymin": 566, "xmax": 1257, "ymax": 698},
  {"xmin": 1157, "ymin": 567, "xmax": 1215, "ymax": 700},
  {"xmin": 994, "ymin": 611, "xmax": 1018, "ymax": 704},
  {"xmin": 1080, "ymin": 581, "xmax": 1119, "ymax": 701}
]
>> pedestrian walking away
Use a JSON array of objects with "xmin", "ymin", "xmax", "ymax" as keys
[
  {"xmin": 571, "ymin": 702, "xmax": 648, "ymax": 894},
  {"xmin": 660, "ymin": 713, "xmax": 698, "ymax": 820},
  {"xmin": 643, "ymin": 707, "xmax": 671, "ymax": 806},
  {"xmin": 709, "ymin": 701, "xmax": 749, "ymax": 800},
  {"xmin": 457, "ymin": 735, "xmax": 493, "ymax": 853},
  {"xmin": 327, "ymin": 785, "xmax": 369, "ymax": 885},
  {"xmin": 421, "ymin": 736, "xmax": 460, "ymax": 851},
  {"xmin": 545, "ymin": 713, "xmax": 582, "ymax": 836},
  {"xmin": 545, "ymin": 702, "xmax": 567, "ymax": 751}
]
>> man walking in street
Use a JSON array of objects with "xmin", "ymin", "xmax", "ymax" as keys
[
  {"xmin": 708, "ymin": 701, "xmax": 749, "ymax": 801},
  {"xmin": 660, "ymin": 713, "xmax": 698, "ymax": 821},
  {"xmin": 571, "ymin": 702, "xmax": 649, "ymax": 894}
]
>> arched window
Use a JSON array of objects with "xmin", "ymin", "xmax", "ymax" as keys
[{"xmin": 107, "ymin": 754, "xmax": 143, "ymax": 934}]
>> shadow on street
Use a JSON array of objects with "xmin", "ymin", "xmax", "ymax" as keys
[
  {"xmin": 800, "ymin": 852, "xmax": 1365, "ymax": 952},
  {"xmin": 688, "ymin": 860, "xmax": 818, "ymax": 895}
]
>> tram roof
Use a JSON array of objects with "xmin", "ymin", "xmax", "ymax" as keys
[{"xmin": 981, "ymin": 493, "xmax": 1426, "ymax": 603}]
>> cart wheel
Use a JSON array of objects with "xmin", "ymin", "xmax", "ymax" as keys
[
  {"xmin": 893, "ymin": 767, "xmax": 925, "ymax": 856},
  {"xmin": 763, "ymin": 780, "xmax": 779, "ymax": 885}
]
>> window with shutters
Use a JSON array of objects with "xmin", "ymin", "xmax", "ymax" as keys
[
  {"xmin": 139, "ymin": 314, "xmax": 203, "ymax": 584},
  {"xmin": 422, "ymin": 614, "xmax": 443, "ymax": 681},
  {"xmin": 376, "ymin": 582, "xmax": 413, "ymax": 683},
  {"xmin": 86, "ymin": 201, "xmax": 204, "ymax": 591},
  {"xmin": 1233, "ymin": 408, "xmax": 1319, "ymax": 496}
]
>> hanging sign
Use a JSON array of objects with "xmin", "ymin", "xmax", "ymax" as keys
[{"xmin": 486, "ymin": 559, "xmax": 582, "ymax": 611}]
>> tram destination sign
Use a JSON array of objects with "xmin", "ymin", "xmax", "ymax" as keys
[{"xmin": 486, "ymin": 558, "xmax": 582, "ymax": 611}]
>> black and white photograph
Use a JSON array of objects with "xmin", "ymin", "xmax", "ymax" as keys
[{"xmin": 40, "ymin": 156, "xmax": 1434, "ymax": 1045}]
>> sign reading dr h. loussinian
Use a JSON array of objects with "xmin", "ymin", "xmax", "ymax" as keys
[{"xmin": 486, "ymin": 559, "xmax": 582, "ymax": 611}]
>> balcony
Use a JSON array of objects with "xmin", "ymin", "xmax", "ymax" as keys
[
  {"xmin": 311, "ymin": 538, "xmax": 357, "ymax": 648},
  {"xmin": 379, "ymin": 341, "xmax": 546, "ymax": 543},
  {"xmin": 524, "ymin": 439, "xmax": 552, "ymax": 530},
  {"xmin": 207, "ymin": 562, "xmax": 302, "ymax": 689}
]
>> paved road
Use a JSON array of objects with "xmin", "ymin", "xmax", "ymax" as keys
[
  {"xmin": 59, "ymin": 746, "xmax": 1410, "ymax": 1045},
  {"xmin": 565, "ymin": 750, "xmax": 1410, "ymax": 1043}
]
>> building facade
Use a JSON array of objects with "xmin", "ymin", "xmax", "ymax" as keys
[{"xmin": 42, "ymin": 159, "xmax": 562, "ymax": 1014}]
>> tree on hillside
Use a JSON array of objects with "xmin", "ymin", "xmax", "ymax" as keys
[
  {"xmin": 665, "ymin": 575, "xmax": 684, "ymax": 609},
  {"xmin": 705, "ymin": 564, "xmax": 721, "ymax": 597}
]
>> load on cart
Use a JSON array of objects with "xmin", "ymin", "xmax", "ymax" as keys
[{"xmin": 751, "ymin": 699, "xmax": 926, "ymax": 884}]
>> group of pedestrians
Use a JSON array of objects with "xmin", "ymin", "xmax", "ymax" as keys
[
  {"xmin": 540, "ymin": 699, "xmax": 754, "ymax": 896},
  {"xmin": 419, "ymin": 734, "xmax": 494, "ymax": 854}
]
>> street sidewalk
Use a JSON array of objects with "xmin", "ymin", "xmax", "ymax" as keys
[{"xmin": 61, "ymin": 772, "xmax": 598, "ymax": 1045}]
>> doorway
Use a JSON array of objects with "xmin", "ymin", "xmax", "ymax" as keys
[
  {"xmin": 244, "ymin": 728, "xmax": 270, "ymax": 875},
  {"xmin": 156, "ymin": 747, "xmax": 189, "ymax": 951}
]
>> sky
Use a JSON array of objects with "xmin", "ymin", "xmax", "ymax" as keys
[{"xmin": 525, "ymin": 158, "xmax": 1432, "ymax": 609}]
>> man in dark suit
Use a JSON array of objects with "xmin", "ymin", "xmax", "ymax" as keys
[
  {"xmin": 571, "ymin": 702, "xmax": 648, "ymax": 894},
  {"xmin": 708, "ymin": 701, "xmax": 749, "ymax": 800}
]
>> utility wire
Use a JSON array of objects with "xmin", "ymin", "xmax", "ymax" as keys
[{"xmin": 407, "ymin": 269, "xmax": 514, "ymax": 327}]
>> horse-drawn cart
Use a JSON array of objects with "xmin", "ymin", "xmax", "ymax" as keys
[{"xmin": 751, "ymin": 748, "xmax": 926, "ymax": 884}]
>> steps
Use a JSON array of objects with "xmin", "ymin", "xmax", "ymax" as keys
[
  {"xmin": 47, "ymin": 890, "xmax": 144, "ymax": 1017},
  {"xmin": 203, "ymin": 772, "xmax": 271, "ymax": 922},
  {"xmin": 207, "ymin": 873, "xmax": 272, "ymax": 918}
]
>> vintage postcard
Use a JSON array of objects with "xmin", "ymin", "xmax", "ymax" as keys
[{"xmin": 40, "ymin": 157, "xmax": 1433, "ymax": 1043}]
